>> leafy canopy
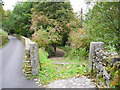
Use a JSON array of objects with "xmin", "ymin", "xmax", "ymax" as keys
[{"xmin": 84, "ymin": 2, "xmax": 119, "ymax": 53}]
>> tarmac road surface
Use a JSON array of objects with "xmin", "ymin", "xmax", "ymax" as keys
[{"xmin": 0, "ymin": 36, "xmax": 40, "ymax": 88}]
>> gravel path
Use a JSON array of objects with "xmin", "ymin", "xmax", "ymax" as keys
[{"xmin": 47, "ymin": 76, "xmax": 96, "ymax": 88}]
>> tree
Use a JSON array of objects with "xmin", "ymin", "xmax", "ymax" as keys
[
  {"xmin": 84, "ymin": 2, "xmax": 120, "ymax": 53},
  {"xmin": 2, "ymin": 10, "xmax": 16, "ymax": 34},
  {"xmin": 30, "ymin": 2, "xmax": 76, "ymax": 46},
  {"xmin": 0, "ymin": 0, "xmax": 5, "ymax": 29},
  {"xmin": 2, "ymin": 2, "xmax": 36, "ymax": 37}
]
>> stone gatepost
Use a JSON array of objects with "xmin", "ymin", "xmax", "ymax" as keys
[
  {"xmin": 30, "ymin": 42, "xmax": 39, "ymax": 75},
  {"xmin": 89, "ymin": 42, "xmax": 104, "ymax": 73}
]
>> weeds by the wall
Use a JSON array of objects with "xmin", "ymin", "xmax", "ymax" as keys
[{"xmin": 0, "ymin": 29, "xmax": 9, "ymax": 48}]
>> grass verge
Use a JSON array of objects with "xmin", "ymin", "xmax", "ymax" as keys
[
  {"xmin": 38, "ymin": 48, "xmax": 89, "ymax": 86},
  {"xmin": 0, "ymin": 39, "xmax": 9, "ymax": 48},
  {"xmin": 0, "ymin": 29, "xmax": 9, "ymax": 48}
]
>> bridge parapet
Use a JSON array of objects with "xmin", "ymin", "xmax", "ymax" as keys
[
  {"xmin": 13, "ymin": 34, "xmax": 39, "ymax": 76},
  {"xmin": 22, "ymin": 36, "xmax": 39, "ymax": 76}
]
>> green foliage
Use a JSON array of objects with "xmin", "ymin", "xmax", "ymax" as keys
[
  {"xmin": 109, "ymin": 63, "xmax": 120, "ymax": 87},
  {"xmin": 96, "ymin": 58, "xmax": 120, "ymax": 88},
  {"xmin": 32, "ymin": 29, "xmax": 49, "ymax": 48},
  {"xmin": 32, "ymin": 26, "xmax": 62, "ymax": 56},
  {"xmin": 31, "ymin": 2, "xmax": 77, "ymax": 46},
  {"xmin": 67, "ymin": 28, "xmax": 90, "ymax": 60},
  {"xmin": 69, "ymin": 28, "xmax": 90, "ymax": 49},
  {"xmin": 32, "ymin": 2, "xmax": 74, "ymax": 23},
  {"xmin": 0, "ymin": 3, "xmax": 5, "ymax": 29},
  {"xmin": 2, "ymin": 10, "xmax": 16, "ymax": 34},
  {"xmin": 84, "ymin": 2, "xmax": 120, "ymax": 54},
  {"xmin": 66, "ymin": 2, "xmax": 119, "ymax": 63},
  {"xmin": 2, "ymin": 2, "xmax": 35, "ymax": 37},
  {"xmin": 39, "ymin": 49, "xmax": 49, "ymax": 64},
  {"xmin": 45, "ymin": 46, "xmax": 56, "ymax": 57},
  {"xmin": 66, "ymin": 47, "xmax": 88, "ymax": 60},
  {"xmin": 0, "ymin": 29, "xmax": 9, "ymax": 47}
]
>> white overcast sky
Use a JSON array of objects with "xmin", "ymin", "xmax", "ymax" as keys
[{"xmin": 3, "ymin": 0, "xmax": 87, "ymax": 13}]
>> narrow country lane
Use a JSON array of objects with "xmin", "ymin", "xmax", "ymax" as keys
[{"xmin": 0, "ymin": 36, "xmax": 40, "ymax": 88}]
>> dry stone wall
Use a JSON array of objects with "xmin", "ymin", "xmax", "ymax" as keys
[
  {"xmin": 89, "ymin": 42, "xmax": 120, "ymax": 88},
  {"xmin": 21, "ymin": 36, "xmax": 39, "ymax": 76}
]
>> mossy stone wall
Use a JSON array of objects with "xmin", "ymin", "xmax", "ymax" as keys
[{"xmin": 89, "ymin": 42, "xmax": 120, "ymax": 88}]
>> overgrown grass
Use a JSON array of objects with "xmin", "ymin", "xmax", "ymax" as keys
[
  {"xmin": 38, "ymin": 49, "xmax": 89, "ymax": 86},
  {"xmin": 59, "ymin": 46, "xmax": 88, "ymax": 61},
  {"xmin": 67, "ymin": 47, "xmax": 89, "ymax": 61},
  {"xmin": 58, "ymin": 45, "xmax": 71, "ymax": 52},
  {"xmin": 0, "ymin": 29, "xmax": 9, "ymax": 48}
]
